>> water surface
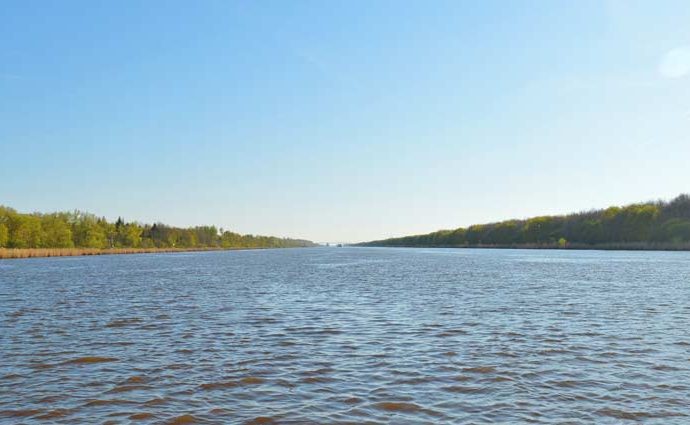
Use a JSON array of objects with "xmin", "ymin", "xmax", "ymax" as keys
[{"xmin": 2, "ymin": 247, "xmax": 690, "ymax": 423}]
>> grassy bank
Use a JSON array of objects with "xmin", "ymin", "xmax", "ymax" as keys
[{"xmin": 0, "ymin": 246, "xmax": 279, "ymax": 260}]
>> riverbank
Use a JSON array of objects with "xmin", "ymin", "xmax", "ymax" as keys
[
  {"xmin": 358, "ymin": 195, "xmax": 690, "ymax": 250},
  {"xmin": 0, "ymin": 246, "xmax": 292, "ymax": 260},
  {"xmin": 359, "ymin": 242, "xmax": 690, "ymax": 251}
]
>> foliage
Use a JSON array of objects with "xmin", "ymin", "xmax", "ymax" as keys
[
  {"xmin": 361, "ymin": 194, "xmax": 690, "ymax": 249},
  {"xmin": 0, "ymin": 207, "xmax": 315, "ymax": 250},
  {"xmin": 0, "ymin": 223, "xmax": 8, "ymax": 248}
]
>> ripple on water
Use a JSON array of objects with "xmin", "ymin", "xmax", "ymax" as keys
[
  {"xmin": 28, "ymin": 363, "xmax": 55, "ymax": 370},
  {"xmin": 166, "ymin": 414, "xmax": 199, "ymax": 424},
  {"xmin": 462, "ymin": 366, "xmax": 496, "ymax": 374},
  {"xmin": 199, "ymin": 380, "xmax": 240, "ymax": 390},
  {"xmin": 3, "ymin": 248, "xmax": 690, "ymax": 423},
  {"xmin": 107, "ymin": 384, "xmax": 152, "ymax": 393},
  {"xmin": 240, "ymin": 376, "xmax": 265, "ymax": 385},
  {"xmin": 64, "ymin": 356, "xmax": 119, "ymax": 365},
  {"xmin": 129, "ymin": 412, "xmax": 155, "ymax": 420},
  {"xmin": 244, "ymin": 417, "xmax": 277, "ymax": 425},
  {"xmin": 301, "ymin": 376, "xmax": 336, "ymax": 384},
  {"xmin": 84, "ymin": 399, "xmax": 136, "ymax": 407},
  {"xmin": 122, "ymin": 375, "xmax": 147, "ymax": 384},
  {"xmin": 373, "ymin": 402, "xmax": 422, "ymax": 412},
  {"xmin": 143, "ymin": 397, "xmax": 169, "ymax": 406},
  {"xmin": 105, "ymin": 318, "xmax": 142, "ymax": 328},
  {"xmin": 437, "ymin": 329, "xmax": 468, "ymax": 337},
  {"xmin": 442, "ymin": 385, "xmax": 486, "ymax": 394},
  {"xmin": 0, "ymin": 409, "xmax": 44, "ymax": 418},
  {"xmin": 35, "ymin": 409, "xmax": 72, "ymax": 420}
]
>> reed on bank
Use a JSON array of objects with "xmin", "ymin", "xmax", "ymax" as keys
[{"xmin": 0, "ymin": 246, "xmax": 264, "ymax": 260}]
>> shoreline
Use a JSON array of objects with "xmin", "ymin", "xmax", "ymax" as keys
[
  {"xmin": 0, "ymin": 246, "xmax": 307, "ymax": 260},
  {"xmin": 356, "ymin": 242, "xmax": 690, "ymax": 252}
]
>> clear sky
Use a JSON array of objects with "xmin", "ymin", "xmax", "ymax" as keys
[{"xmin": 2, "ymin": 1, "xmax": 689, "ymax": 243}]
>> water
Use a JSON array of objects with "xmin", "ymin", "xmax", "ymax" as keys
[{"xmin": 2, "ymin": 247, "xmax": 690, "ymax": 424}]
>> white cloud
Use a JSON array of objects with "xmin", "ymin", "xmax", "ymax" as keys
[{"xmin": 659, "ymin": 46, "xmax": 690, "ymax": 78}]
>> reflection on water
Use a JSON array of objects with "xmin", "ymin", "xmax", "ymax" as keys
[{"xmin": 2, "ymin": 247, "xmax": 690, "ymax": 424}]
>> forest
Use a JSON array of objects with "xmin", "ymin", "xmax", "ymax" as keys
[
  {"xmin": 0, "ymin": 206, "xmax": 315, "ymax": 250},
  {"xmin": 360, "ymin": 194, "xmax": 690, "ymax": 250}
]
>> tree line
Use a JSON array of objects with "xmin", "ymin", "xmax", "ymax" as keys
[
  {"xmin": 359, "ymin": 194, "xmax": 690, "ymax": 249},
  {"xmin": 0, "ymin": 206, "xmax": 315, "ymax": 249}
]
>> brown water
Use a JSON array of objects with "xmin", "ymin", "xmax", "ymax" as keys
[{"xmin": 1, "ymin": 247, "xmax": 690, "ymax": 424}]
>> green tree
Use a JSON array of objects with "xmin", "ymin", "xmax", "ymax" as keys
[
  {"xmin": 114, "ymin": 221, "xmax": 141, "ymax": 247},
  {"xmin": 71, "ymin": 214, "xmax": 107, "ymax": 248},
  {"xmin": 487, "ymin": 221, "xmax": 521, "ymax": 245},
  {"xmin": 121, "ymin": 224, "xmax": 142, "ymax": 247},
  {"xmin": 523, "ymin": 217, "xmax": 560, "ymax": 244},
  {"xmin": 659, "ymin": 219, "xmax": 690, "ymax": 243},
  {"xmin": 465, "ymin": 224, "xmax": 485, "ymax": 245},
  {"xmin": 41, "ymin": 214, "xmax": 73, "ymax": 248},
  {"xmin": 446, "ymin": 228, "xmax": 467, "ymax": 246},
  {"xmin": 9, "ymin": 215, "xmax": 43, "ymax": 248},
  {"xmin": 361, "ymin": 194, "xmax": 690, "ymax": 249},
  {"xmin": 0, "ymin": 223, "xmax": 8, "ymax": 247}
]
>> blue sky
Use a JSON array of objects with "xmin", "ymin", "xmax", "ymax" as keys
[{"xmin": 2, "ymin": 1, "xmax": 689, "ymax": 243}]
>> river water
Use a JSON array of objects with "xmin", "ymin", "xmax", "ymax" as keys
[{"xmin": 1, "ymin": 247, "xmax": 690, "ymax": 424}]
